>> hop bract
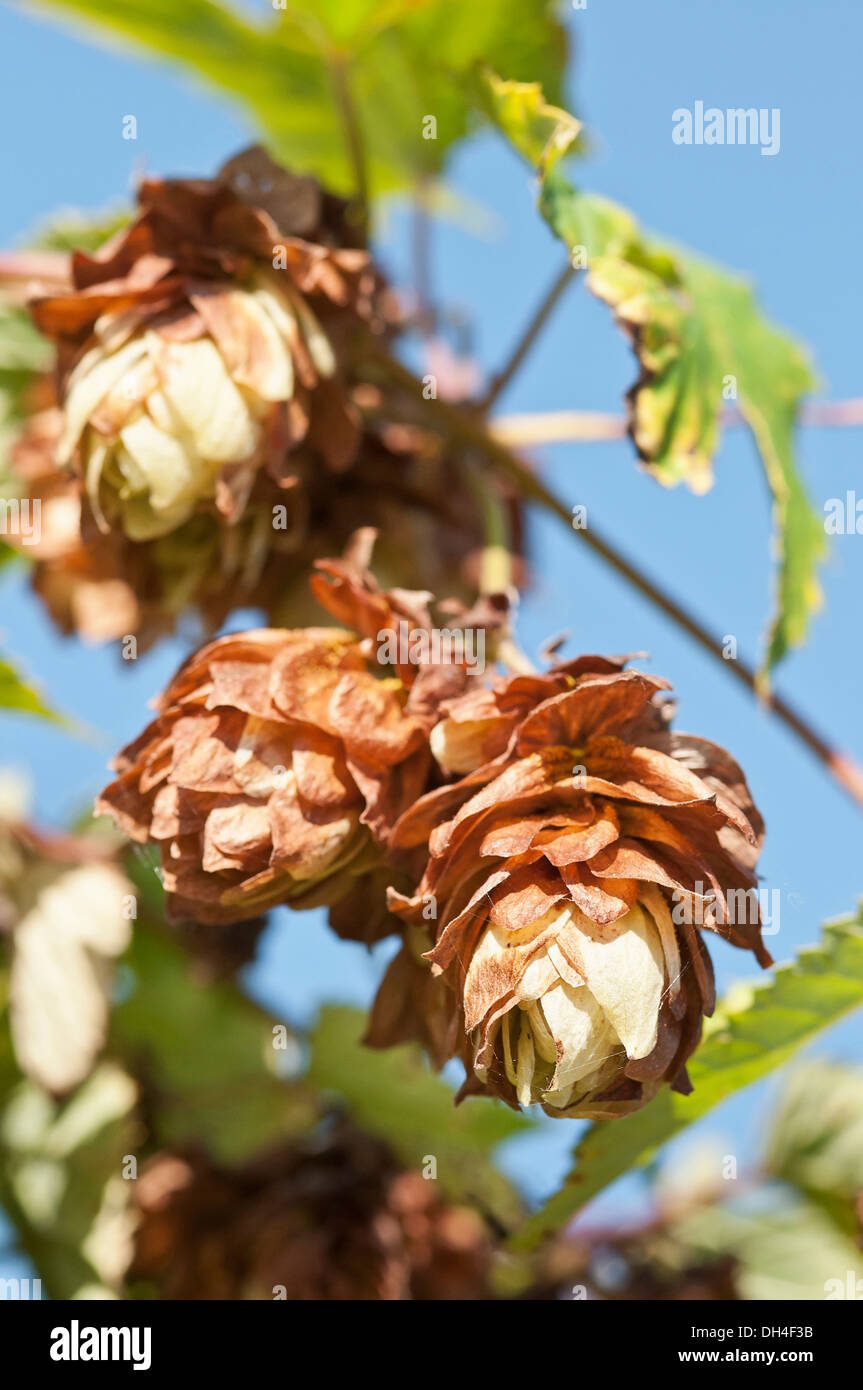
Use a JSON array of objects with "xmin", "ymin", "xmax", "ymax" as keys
[
  {"xmin": 95, "ymin": 556, "xmax": 441, "ymax": 930},
  {"xmin": 31, "ymin": 150, "xmax": 376, "ymax": 542},
  {"xmin": 388, "ymin": 656, "xmax": 771, "ymax": 1118},
  {"xmin": 12, "ymin": 156, "xmax": 518, "ymax": 650}
]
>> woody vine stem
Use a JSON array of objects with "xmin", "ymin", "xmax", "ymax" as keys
[{"xmin": 372, "ymin": 345, "xmax": 863, "ymax": 815}]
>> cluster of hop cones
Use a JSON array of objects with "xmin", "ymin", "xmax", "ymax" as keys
[{"xmin": 5, "ymin": 146, "xmax": 771, "ymax": 1131}]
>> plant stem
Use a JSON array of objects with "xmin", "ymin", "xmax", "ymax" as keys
[
  {"xmin": 491, "ymin": 399, "xmax": 863, "ymax": 447},
  {"xmin": 372, "ymin": 348, "xmax": 863, "ymax": 813},
  {"xmin": 463, "ymin": 461, "xmax": 537, "ymax": 673},
  {"xmin": 479, "ymin": 260, "xmax": 577, "ymax": 410},
  {"xmin": 464, "ymin": 459, "xmax": 512, "ymax": 594},
  {"xmin": 330, "ymin": 55, "xmax": 369, "ymax": 243}
]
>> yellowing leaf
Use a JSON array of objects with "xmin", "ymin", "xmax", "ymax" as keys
[
  {"xmin": 481, "ymin": 70, "xmax": 581, "ymax": 175},
  {"xmin": 482, "ymin": 69, "xmax": 823, "ymax": 679}
]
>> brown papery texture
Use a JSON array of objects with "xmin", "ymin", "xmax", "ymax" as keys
[
  {"xmin": 13, "ymin": 150, "xmax": 516, "ymax": 650},
  {"xmin": 381, "ymin": 656, "xmax": 771, "ymax": 1119},
  {"xmin": 94, "ymin": 555, "xmax": 507, "ymax": 936}
]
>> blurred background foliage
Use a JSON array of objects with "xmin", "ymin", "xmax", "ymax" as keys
[{"xmin": 3, "ymin": 843, "xmax": 863, "ymax": 1299}]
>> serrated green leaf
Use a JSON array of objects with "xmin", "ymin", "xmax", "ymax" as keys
[
  {"xmin": 484, "ymin": 71, "xmax": 822, "ymax": 679},
  {"xmin": 30, "ymin": 0, "xmax": 567, "ymax": 198},
  {"xmin": 512, "ymin": 913, "xmax": 863, "ymax": 1250},
  {"xmin": 591, "ymin": 251, "xmax": 822, "ymax": 675},
  {"xmin": 309, "ymin": 1003, "xmax": 528, "ymax": 1225}
]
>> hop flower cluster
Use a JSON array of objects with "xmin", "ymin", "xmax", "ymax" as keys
[
  {"xmin": 43, "ymin": 149, "xmax": 772, "ymax": 1124},
  {"xmin": 99, "ymin": 563, "xmax": 770, "ymax": 1119},
  {"xmin": 31, "ymin": 151, "xmax": 375, "ymax": 539}
]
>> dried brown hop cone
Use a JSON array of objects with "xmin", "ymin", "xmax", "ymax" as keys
[
  {"xmin": 384, "ymin": 655, "xmax": 771, "ymax": 1119},
  {"xmin": 5, "ymin": 397, "xmax": 307, "ymax": 649},
  {"xmin": 4, "ymin": 403, "xmax": 154, "ymax": 644},
  {"xmin": 95, "ymin": 549, "xmax": 503, "ymax": 934},
  {"xmin": 10, "ymin": 151, "xmax": 518, "ymax": 650},
  {"xmin": 30, "ymin": 147, "xmax": 377, "ymax": 541},
  {"xmin": 95, "ymin": 578, "xmax": 433, "ymax": 931},
  {"xmin": 4, "ymin": 380, "xmax": 522, "ymax": 652},
  {"xmin": 130, "ymin": 1126, "xmax": 492, "ymax": 1301}
]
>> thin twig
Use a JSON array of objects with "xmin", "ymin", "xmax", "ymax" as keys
[
  {"xmin": 492, "ymin": 399, "xmax": 863, "ymax": 448},
  {"xmin": 330, "ymin": 55, "xmax": 369, "ymax": 244},
  {"xmin": 462, "ymin": 461, "xmax": 538, "ymax": 672},
  {"xmin": 371, "ymin": 348, "xmax": 863, "ymax": 813},
  {"xmin": 480, "ymin": 260, "xmax": 577, "ymax": 411}
]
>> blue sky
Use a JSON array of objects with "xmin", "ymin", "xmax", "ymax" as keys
[{"xmin": 1, "ymin": 0, "xmax": 862, "ymax": 1267}]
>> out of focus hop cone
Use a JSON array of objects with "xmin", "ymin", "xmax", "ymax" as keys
[
  {"xmin": 382, "ymin": 656, "xmax": 772, "ymax": 1119},
  {"xmin": 131, "ymin": 1126, "xmax": 491, "ymax": 1300}
]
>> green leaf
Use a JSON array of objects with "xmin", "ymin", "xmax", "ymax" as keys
[
  {"xmin": 480, "ymin": 68, "xmax": 581, "ymax": 175},
  {"xmin": 31, "ymin": 0, "xmax": 567, "ymax": 197},
  {"xmin": 111, "ymin": 908, "xmax": 315, "ymax": 1162},
  {"xmin": 0, "ymin": 303, "xmax": 52, "ymax": 429},
  {"xmin": 765, "ymin": 1060, "xmax": 863, "ymax": 1233},
  {"xmin": 0, "ymin": 1062, "xmax": 138, "ymax": 1298},
  {"xmin": 309, "ymin": 1003, "xmax": 528, "ymax": 1225},
  {"xmin": 512, "ymin": 912, "xmax": 863, "ymax": 1250},
  {"xmin": 0, "ymin": 654, "xmax": 65, "ymax": 724},
  {"xmin": 0, "ymin": 304, "xmax": 51, "ymax": 377},
  {"xmin": 484, "ymin": 72, "xmax": 823, "ymax": 679},
  {"xmin": 674, "ymin": 1193, "xmax": 863, "ymax": 1301},
  {"xmin": 28, "ymin": 206, "xmax": 131, "ymax": 253},
  {"xmin": 589, "ymin": 250, "xmax": 823, "ymax": 675},
  {"xmin": 0, "ymin": 303, "xmax": 52, "ymax": 478}
]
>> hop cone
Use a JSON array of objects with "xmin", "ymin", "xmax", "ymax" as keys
[{"xmin": 383, "ymin": 655, "xmax": 771, "ymax": 1118}]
